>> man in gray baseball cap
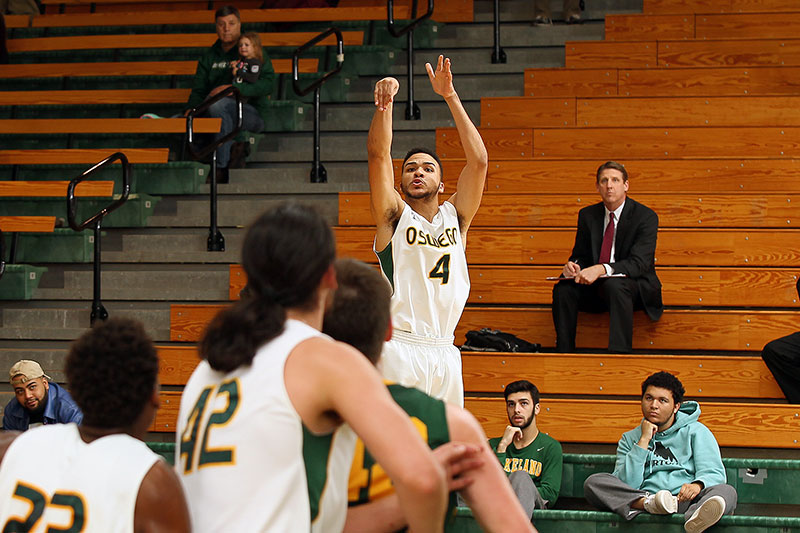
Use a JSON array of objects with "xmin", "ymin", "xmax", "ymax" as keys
[{"xmin": 3, "ymin": 360, "xmax": 82, "ymax": 431}]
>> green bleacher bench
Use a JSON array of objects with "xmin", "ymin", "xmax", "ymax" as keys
[
  {"xmin": 452, "ymin": 508, "xmax": 800, "ymax": 533},
  {"xmin": 0, "ymin": 193, "xmax": 159, "ymax": 228},
  {"xmin": 14, "ymin": 229, "xmax": 97, "ymax": 263},
  {"xmin": 0, "ymin": 264, "xmax": 48, "ymax": 300}
]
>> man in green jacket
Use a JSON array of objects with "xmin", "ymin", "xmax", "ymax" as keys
[
  {"xmin": 489, "ymin": 380, "xmax": 563, "ymax": 517},
  {"xmin": 185, "ymin": 5, "xmax": 275, "ymax": 181}
]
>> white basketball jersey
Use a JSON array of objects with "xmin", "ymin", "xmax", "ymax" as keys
[
  {"xmin": 376, "ymin": 201, "xmax": 470, "ymax": 338},
  {"xmin": 176, "ymin": 318, "xmax": 353, "ymax": 533},
  {"xmin": 0, "ymin": 423, "xmax": 159, "ymax": 533}
]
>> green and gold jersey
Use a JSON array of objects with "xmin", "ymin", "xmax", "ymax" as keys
[
  {"xmin": 488, "ymin": 431, "xmax": 563, "ymax": 505},
  {"xmin": 348, "ymin": 383, "xmax": 450, "ymax": 504}
]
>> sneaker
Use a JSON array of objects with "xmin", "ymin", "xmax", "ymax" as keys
[
  {"xmin": 566, "ymin": 13, "xmax": 581, "ymax": 24},
  {"xmin": 533, "ymin": 15, "xmax": 552, "ymax": 26},
  {"xmin": 684, "ymin": 495, "xmax": 726, "ymax": 533},
  {"xmin": 643, "ymin": 490, "xmax": 678, "ymax": 515}
]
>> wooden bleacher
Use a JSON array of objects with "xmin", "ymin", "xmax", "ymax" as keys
[
  {"xmin": 0, "ymin": 180, "xmax": 114, "ymax": 197},
  {"xmin": 607, "ymin": 12, "xmax": 800, "ymax": 41},
  {"xmin": 0, "ymin": 148, "xmax": 169, "ymax": 164},
  {"xmin": 0, "ymin": 118, "xmax": 220, "ymax": 134},
  {"xmin": 7, "ymin": 31, "xmax": 364, "ymax": 53},
  {"xmin": 0, "ymin": 59, "xmax": 317, "ymax": 83},
  {"xmin": 525, "ymin": 65, "xmax": 800, "ymax": 97},
  {"xmin": 0, "ymin": 216, "xmax": 56, "ymax": 232},
  {"xmin": 642, "ymin": 0, "xmax": 799, "ymax": 14}
]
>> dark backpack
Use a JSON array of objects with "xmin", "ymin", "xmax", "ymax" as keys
[{"xmin": 461, "ymin": 328, "xmax": 540, "ymax": 353}]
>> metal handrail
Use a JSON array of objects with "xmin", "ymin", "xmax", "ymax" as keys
[
  {"xmin": 186, "ymin": 85, "xmax": 242, "ymax": 251},
  {"xmin": 387, "ymin": 0, "xmax": 434, "ymax": 120},
  {"xmin": 387, "ymin": 0, "xmax": 434, "ymax": 38},
  {"xmin": 186, "ymin": 86, "xmax": 242, "ymax": 161},
  {"xmin": 492, "ymin": 0, "xmax": 506, "ymax": 64},
  {"xmin": 67, "ymin": 151, "xmax": 131, "ymax": 324},
  {"xmin": 0, "ymin": 228, "xmax": 5, "ymax": 280},
  {"xmin": 292, "ymin": 27, "xmax": 345, "ymax": 183}
]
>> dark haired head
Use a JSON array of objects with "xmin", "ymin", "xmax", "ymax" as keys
[
  {"xmin": 641, "ymin": 371, "xmax": 685, "ymax": 404},
  {"xmin": 201, "ymin": 202, "xmax": 336, "ymax": 373},
  {"xmin": 503, "ymin": 379, "xmax": 540, "ymax": 404},
  {"xmin": 66, "ymin": 317, "xmax": 158, "ymax": 429},
  {"xmin": 596, "ymin": 160, "xmax": 628, "ymax": 183},
  {"xmin": 322, "ymin": 258, "xmax": 391, "ymax": 365},
  {"xmin": 402, "ymin": 147, "xmax": 443, "ymax": 176},
  {"xmin": 214, "ymin": 5, "xmax": 240, "ymax": 21}
]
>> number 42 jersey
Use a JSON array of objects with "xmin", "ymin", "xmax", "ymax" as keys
[{"xmin": 0, "ymin": 423, "xmax": 159, "ymax": 533}]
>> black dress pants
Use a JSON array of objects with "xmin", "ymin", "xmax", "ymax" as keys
[
  {"xmin": 761, "ymin": 332, "xmax": 800, "ymax": 404},
  {"xmin": 552, "ymin": 277, "xmax": 642, "ymax": 353}
]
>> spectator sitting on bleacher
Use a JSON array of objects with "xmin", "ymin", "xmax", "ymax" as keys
[
  {"xmin": 2, "ymin": 360, "xmax": 82, "ymax": 431},
  {"xmin": 184, "ymin": 5, "xmax": 275, "ymax": 183},
  {"xmin": 488, "ymin": 380, "xmax": 562, "ymax": 517},
  {"xmin": 583, "ymin": 371, "xmax": 737, "ymax": 533},
  {"xmin": 760, "ymin": 277, "xmax": 800, "ymax": 404},
  {"xmin": 552, "ymin": 161, "xmax": 663, "ymax": 353},
  {"xmin": 232, "ymin": 32, "xmax": 263, "ymax": 87}
]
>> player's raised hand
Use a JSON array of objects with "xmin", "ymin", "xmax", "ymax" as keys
[
  {"xmin": 374, "ymin": 77, "xmax": 399, "ymax": 111},
  {"xmin": 425, "ymin": 54, "xmax": 456, "ymax": 99}
]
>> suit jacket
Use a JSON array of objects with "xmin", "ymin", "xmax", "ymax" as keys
[{"xmin": 569, "ymin": 196, "xmax": 663, "ymax": 321}]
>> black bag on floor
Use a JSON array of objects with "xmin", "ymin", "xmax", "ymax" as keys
[{"xmin": 461, "ymin": 328, "xmax": 540, "ymax": 353}]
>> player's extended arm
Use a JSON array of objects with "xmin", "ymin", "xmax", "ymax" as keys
[
  {"xmin": 134, "ymin": 460, "xmax": 191, "ymax": 533},
  {"xmin": 446, "ymin": 406, "xmax": 536, "ymax": 532},
  {"xmin": 287, "ymin": 338, "xmax": 449, "ymax": 533},
  {"xmin": 368, "ymin": 77, "xmax": 405, "ymax": 251},
  {"xmin": 426, "ymin": 55, "xmax": 488, "ymax": 233}
]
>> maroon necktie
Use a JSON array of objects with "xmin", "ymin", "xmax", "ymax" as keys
[{"xmin": 598, "ymin": 212, "xmax": 615, "ymax": 264}]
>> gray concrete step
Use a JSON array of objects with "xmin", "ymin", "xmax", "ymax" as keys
[
  {"xmin": 0, "ymin": 300, "xmax": 172, "ymax": 342},
  {"xmin": 473, "ymin": 0, "xmax": 643, "ymax": 22},
  {"xmin": 102, "ymin": 228, "xmax": 244, "ymax": 263},
  {"xmin": 434, "ymin": 20, "xmax": 605, "ymax": 48},
  {"xmin": 388, "ymin": 47, "xmax": 564, "ymax": 76},
  {"xmin": 250, "ymin": 129, "xmax": 436, "ymax": 162},
  {"xmin": 219, "ymin": 165, "xmax": 369, "ymax": 194},
  {"xmin": 33, "ymin": 264, "xmax": 230, "ymax": 301},
  {"xmin": 146, "ymin": 192, "xmax": 339, "ymax": 228}
]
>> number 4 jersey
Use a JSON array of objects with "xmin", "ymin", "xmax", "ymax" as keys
[
  {"xmin": 176, "ymin": 319, "xmax": 356, "ymax": 533},
  {"xmin": 0, "ymin": 423, "xmax": 160, "ymax": 533},
  {"xmin": 376, "ymin": 201, "xmax": 470, "ymax": 339}
]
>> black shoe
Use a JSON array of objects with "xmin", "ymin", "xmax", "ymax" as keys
[
  {"xmin": 229, "ymin": 141, "xmax": 250, "ymax": 169},
  {"xmin": 206, "ymin": 166, "xmax": 229, "ymax": 184}
]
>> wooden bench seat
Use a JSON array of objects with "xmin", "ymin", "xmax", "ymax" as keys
[
  {"xmin": 157, "ymin": 345, "xmax": 199, "ymax": 386},
  {"xmin": 643, "ymin": 0, "xmax": 799, "ymax": 14},
  {"xmin": 8, "ymin": 31, "xmax": 363, "ymax": 53},
  {"xmin": 525, "ymin": 66, "xmax": 800, "ymax": 98},
  {"xmin": 0, "ymin": 216, "xmax": 56, "ymax": 232},
  {"xmin": 565, "ymin": 41, "xmax": 657, "ymax": 69},
  {"xmin": 481, "ymin": 95, "xmax": 800, "ymax": 128},
  {"xmin": 0, "ymin": 148, "xmax": 168, "ymax": 164},
  {"xmin": 338, "ymin": 191, "xmax": 800, "ymax": 229},
  {"xmin": 0, "ymin": 58, "xmax": 315, "ymax": 80},
  {"xmin": 0, "ymin": 118, "xmax": 220, "ymax": 134},
  {"xmin": 461, "ymin": 352, "xmax": 783, "ymax": 398},
  {"xmin": 396, "ymin": 158, "xmax": 800, "ymax": 194},
  {"xmin": 436, "ymin": 126, "xmax": 800, "ymax": 160},
  {"xmin": 0, "ymin": 180, "xmax": 114, "ymax": 197},
  {"xmin": 465, "ymin": 397, "xmax": 800, "ymax": 448},
  {"xmin": 30, "ymin": 5, "xmax": 409, "ymax": 28},
  {"xmin": 608, "ymin": 12, "xmax": 800, "ymax": 42},
  {"xmin": 230, "ymin": 262, "xmax": 799, "ymax": 307},
  {"xmin": 335, "ymin": 226, "xmax": 800, "ymax": 267},
  {"xmin": 169, "ymin": 304, "xmax": 798, "ymax": 352}
]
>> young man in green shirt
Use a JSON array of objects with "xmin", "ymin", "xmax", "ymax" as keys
[
  {"xmin": 184, "ymin": 5, "xmax": 275, "ymax": 181},
  {"xmin": 489, "ymin": 380, "xmax": 563, "ymax": 516}
]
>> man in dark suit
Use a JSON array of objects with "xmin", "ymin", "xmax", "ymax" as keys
[
  {"xmin": 552, "ymin": 161, "xmax": 663, "ymax": 353},
  {"xmin": 759, "ymin": 278, "xmax": 800, "ymax": 404}
]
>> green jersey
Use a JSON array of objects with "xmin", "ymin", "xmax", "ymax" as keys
[{"xmin": 489, "ymin": 431, "xmax": 563, "ymax": 505}]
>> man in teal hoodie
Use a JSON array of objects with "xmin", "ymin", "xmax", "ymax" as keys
[
  {"xmin": 184, "ymin": 5, "xmax": 275, "ymax": 181},
  {"xmin": 584, "ymin": 371, "xmax": 737, "ymax": 533}
]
